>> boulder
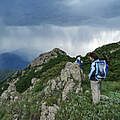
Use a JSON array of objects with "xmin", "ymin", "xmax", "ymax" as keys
[
  {"xmin": 40, "ymin": 102, "xmax": 59, "ymax": 120},
  {"xmin": 1, "ymin": 84, "xmax": 17, "ymax": 102},
  {"xmin": 61, "ymin": 62, "xmax": 82, "ymax": 101},
  {"xmin": 32, "ymin": 78, "xmax": 40, "ymax": 85},
  {"xmin": 100, "ymin": 95, "xmax": 109, "ymax": 100}
]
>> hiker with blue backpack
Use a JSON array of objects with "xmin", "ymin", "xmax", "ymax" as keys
[{"xmin": 88, "ymin": 52, "xmax": 108, "ymax": 104}]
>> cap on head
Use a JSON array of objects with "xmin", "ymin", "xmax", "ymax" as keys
[{"xmin": 77, "ymin": 57, "xmax": 81, "ymax": 60}]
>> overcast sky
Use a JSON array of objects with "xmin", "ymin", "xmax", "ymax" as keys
[{"xmin": 0, "ymin": 0, "xmax": 120, "ymax": 56}]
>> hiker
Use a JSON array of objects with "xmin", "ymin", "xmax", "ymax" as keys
[
  {"xmin": 76, "ymin": 57, "xmax": 83, "ymax": 69},
  {"xmin": 75, "ymin": 56, "xmax": 85, "ymax": 82},
  {"xmin": 88, "ymin": 52, "xmax": 101, "ymax": 104}
]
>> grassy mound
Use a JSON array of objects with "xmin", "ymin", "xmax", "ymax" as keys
[{"xmin": 56, "ymin": 80, "xmax": 120, "ymax": 120}]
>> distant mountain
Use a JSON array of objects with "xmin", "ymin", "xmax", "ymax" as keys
[
  {"xmin": 12, "ymin": 48, "xmax": 42, "ymax": 61},
  {"xmin": 0, "ymin": 49, "xmax": 42, "ymax": 80},
  {"xmin": 0, "ymin": 52, "xmax": 29, "ymax": 70}
]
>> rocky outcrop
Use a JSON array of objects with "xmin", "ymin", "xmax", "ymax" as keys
[
  {"xmin": 43, "ymin": 62, "xmax": 82, "ymax": 101},
  {"xmin": 30, "ymin": 48, "xmax": 67, "ymax": 67},
  {"xmin": 32, "ymin": 78, "xmax": 40, "ymax": 85},
  {"xmin": 0, "ymin": 83, "xmax": 19, "ymax": 103},
  {"xmin": 61, "ymin": 62, "xmax": 82, "ymax": 101},
  {"xmin": 40, "ymin": 102, "xmax": 59, "ymax": 120},
  {"xmin": 62, "ymin": 78, "xmax": 75, "ymax": 101},
  {"xmin": 39, "ymin": 62, "xmax": 83, "ymax": 120}
]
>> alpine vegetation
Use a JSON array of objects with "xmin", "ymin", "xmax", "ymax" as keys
[{"xmin": 0, "ymin": 42, "xmax": 120, "ymax": 120}]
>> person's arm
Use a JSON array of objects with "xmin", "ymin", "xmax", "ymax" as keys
[{"xmin": 88, "ymin": 62, "xmax": 95, "ymax": 80}]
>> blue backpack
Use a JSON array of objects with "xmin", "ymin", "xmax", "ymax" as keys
[{"xmin": 95, "ymin": 60, "xmax": 108, "ymax": 79}]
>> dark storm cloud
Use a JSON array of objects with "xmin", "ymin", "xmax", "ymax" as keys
[
  {"xmin": 62, "ymin": 0, "xmax": 120, "ymax": 28},
  {"xmin": 0, "ymin": 0, "xmax": 120, "ymax": 27}
]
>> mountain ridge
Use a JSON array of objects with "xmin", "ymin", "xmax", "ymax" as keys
[{"xmin": 0, "ymin": 43, "xmax": 120, "ymax": 120}]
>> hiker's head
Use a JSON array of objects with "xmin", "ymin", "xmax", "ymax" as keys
[
  {"xmin": 89, "ymin": 52, "xmax": 99, "ymax": 61},
  {"xmin": 77, "ymin": 57, "xmax": 81, "ymax": 60}
]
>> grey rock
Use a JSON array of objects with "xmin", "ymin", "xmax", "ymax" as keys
[
  {"xmin": 13, "ymin": 78, "xmax": 19, "ymax": 84},
  {"xmin": 100, "ymin": 95, "xmax": 109, "ymax": 100},
  {"xmin": 43, "ymin": 62, "xmax": 82, "ymax": 102},
  {"xmin": 47, "ymin": 105, "xmax": 59, "ymax": 120},
  {"xmin": 51, "ymin": 80, "xmax": 57, "ymax": 91},
  {"xmin": 76, "ymin": 85, "xmax": 83, "ymax": 93},
  {"xmin": 44, "ymin": 79, "xmax": 57, "ymax": 96},
  {"xmin": 44, "ymin": 78, "xmax": 61, "ymax": 95},
  {"xmin": 47, "ymin": 79, "xmax": 57, "ymax": 91},
  {"xmin": 1, "ymin": 84, "xmax": 17, "ymax": 101},
  {"xmin": 32, "ymin": 78, "xmax": 40, "ymax": 85},
  {"xmin": 61, "ymin": 62, "xmax": 82, "ymax": 101},
  {"xmin": 62, "ymin": 78, "xmax": 75, "ymax": 101},
  {"xmin": 44, "ymin": 86, "xmax": 51, "ymax": 96},
  {"xmin": 85, "ymin": 90, "xmax": 90, "ymax": 94},
  {"xmin": 8, "ymin": 84, "xmax": 16, "ymax": 92},
  {"xmin": 14, "ymin": 96, "xmax": 19, "ymax": 101},
  {"xmin": 35, "ymin": 66, "xmax": 43, "ymax": 73},
  {"xmin": 40, "ymin": 102, "xmax": 59, "ymax": 120},
  {"xmin": 1, "ymin": 91, "xmax": 8, "ymax": 100}
]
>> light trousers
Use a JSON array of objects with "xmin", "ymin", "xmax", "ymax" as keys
[{"xmin": 90, "ymin": 80, "xmax": 100, "ymax": 104}]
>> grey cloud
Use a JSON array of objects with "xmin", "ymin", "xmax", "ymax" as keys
[
  {"xmin": 61, "ymin": 0, "xmax": 120, "ymax": 28},
  {"xmin": 0, "ymin": 24, "xmax": 120, "ymax": 56},
  {"xmin": 62, "ymin": 0, "xmax": 119, "ymax": 18},
  {"xmin": 0, "ymin": 0, "xmax": 120, "ymax": 28}
]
